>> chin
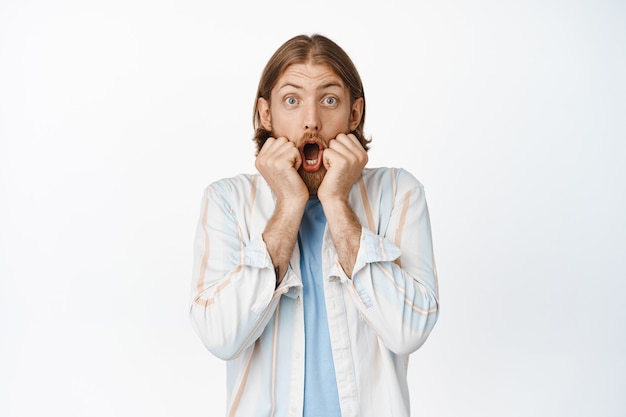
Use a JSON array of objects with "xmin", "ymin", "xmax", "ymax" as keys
[{"xmin": 299, "ymin": 167, "xmax": 326, "ymax": 196}]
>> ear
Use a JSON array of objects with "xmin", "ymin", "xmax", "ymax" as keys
[
  {"xmin": 349, "ymin": 97, "xmax": 364, "ymax": 131},
  {"xmin": 257, "ymin": 97, "xmax": 272, "ymax": 131}
]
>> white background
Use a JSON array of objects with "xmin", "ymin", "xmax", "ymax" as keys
[{"xmin": 1, "ymin": 0, "xmax": 624, "ymax": 416}]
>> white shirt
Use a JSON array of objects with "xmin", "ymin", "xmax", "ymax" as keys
[{"xmin": 190, "ymin": 167, "xmax": 440, "ymax": 417}]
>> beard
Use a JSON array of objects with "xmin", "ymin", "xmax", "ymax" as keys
[
  {"xmin": 299, "ymin": 166, "xmax": 326, "ymax": 196},
  {"xmin": 297, "ymin": 132, "xmax": 328, "ymax": 196}
]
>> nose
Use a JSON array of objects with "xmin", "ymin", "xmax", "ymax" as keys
[{"xmin": 303, "ymin": 102, "xmax": 320, "ymax": 132}]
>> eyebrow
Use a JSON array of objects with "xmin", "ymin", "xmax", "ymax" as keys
[
  {"xmin": 276, "ymin": 81, "xmax": 344, "ymax": 93},
  {"xmin": 317, "ymin": 82, "xmax": 343, "ymax": 91},
  {"xmin": 277, "ymin": 82, "xmax": 303, "ymax": 92}
]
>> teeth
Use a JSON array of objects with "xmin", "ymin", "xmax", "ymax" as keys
[{"xmin": 306, "ymin": 159, "xmax": 317, "ymax": 165}]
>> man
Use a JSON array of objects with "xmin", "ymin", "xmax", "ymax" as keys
[{"xmin": 190, "ymin": 34, "xmax": 439, "ymax": 417}]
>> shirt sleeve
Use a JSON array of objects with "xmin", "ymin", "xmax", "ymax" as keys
[
  {"xmin": 189, "ymin": 181, "xmax": 299, "ymax": 360},
  {"xmin": 339, "ymin": 170, "xmax": 440, "ymax": 355}
]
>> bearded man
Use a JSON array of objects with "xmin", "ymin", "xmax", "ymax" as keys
[{"xmin": 190, "ymin": 33, "xmax": 439, "ymax": 417}]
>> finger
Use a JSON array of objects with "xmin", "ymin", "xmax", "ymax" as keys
[
  {"xmin": 346, "ymin": 133, "xmax": 360, "ymax": 144},
  {"xmin": 277, "ymin": 144, "xmax": 302, "ymax": 169},
  {"xmin": 327, "ymin": 137, "xmax": 356, "ymax": 160},
  {"xmin": 333, "ymin": 133, "xmax": 362, "ymax": 152},
  {"xmin": 326, "ymin": 135, "xmax": 367, "ymax": 170},
  {"xmin": 259, "ymin": 137, "xmax": 290, "ymax": 160},
  {"xmin": 258, "ymin": 136, "xmax": 277, "ymax": 155},
  {"xmin": 261, "ymin": 136, "xmax": 293, "ymax": 153},
  {"xmin": 322, "ymin": 146, "xmax": 342, "ymax": 169},
  {"xmin": 267, "ymin": 140, "xmax": 302, "ymax": 170}
]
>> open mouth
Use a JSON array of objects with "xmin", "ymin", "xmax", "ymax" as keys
[
  {"xmin": 303, "ymin": 142, "xmax": 320, "ymax": 164},
  {"xmin": 300, "ymin": 140, "xmax": 324, "ymax": 172}
]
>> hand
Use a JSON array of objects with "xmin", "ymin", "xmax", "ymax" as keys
[
  {"xmin": 255, "ymin": 137, "xmax": 309, "ymax": 205},
  {"xmin": 317, "ymin": 133, "xmax": 368, "ymax": 203}
]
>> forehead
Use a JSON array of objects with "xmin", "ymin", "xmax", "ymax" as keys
[{"xmin": 274, "ymin": 62, "xmax": 345, "ymax": 91}]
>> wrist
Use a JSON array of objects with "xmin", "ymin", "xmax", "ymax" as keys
[
  {"xmin": 318, "ymin": 194, "xmax": 350, "ymax": 211},
  {"xmin": 275, "ymin": 194, "xmax": 308, "ymax": 214}
]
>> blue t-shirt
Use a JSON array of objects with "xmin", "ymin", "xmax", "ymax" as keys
[{"xmin": 298, "ymin": 197, "xmax": 341, "ymax": 416}]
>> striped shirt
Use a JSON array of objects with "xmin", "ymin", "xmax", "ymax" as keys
[{"xmin": 190, "ymin": 167, "xmax": 439, "ymax": 417}]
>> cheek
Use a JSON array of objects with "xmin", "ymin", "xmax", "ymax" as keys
[
  {"xmin": 270, "ymin": 119, "xmax": 298, "ymax": 139},
  {"xmin": 324, "ymin": 109, "xmax": 352, "ymax": 132},
  {"xmin": 271, "ymin": 108, "xmax": 297, "ymax": 137}
]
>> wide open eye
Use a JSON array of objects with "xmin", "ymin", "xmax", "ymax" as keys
[
  {"xmin": 324, "ymin": 96, "xmax": 336, "ymax": 105},
  {"xmin": 286, "ymin": 96, "xmax": 297, "ymax": 105}
]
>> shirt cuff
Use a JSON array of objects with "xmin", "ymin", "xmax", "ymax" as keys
[
  {"xmin": 230, "ymin": 236, "xmax": 303, "ymax": 298},
  {"xmin": 229, "ymin": 236, "xmax": 274, "ymax": 269},
  {"xmin": 345, "ymin": 228, "xmax": 403, "ymax": 308},
  {"xmin": 329, "ymin": 227, "xmax": 402, "ymax": 284},
  {"xmin": 354, "ymin": 227, "xmax": 402, "ymax": 272},
  {"xmin": 277, "ymin": 264, "xmax": 303, "ymax": 299}
]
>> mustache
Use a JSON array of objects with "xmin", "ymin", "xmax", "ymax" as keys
[
  {"xmin": 300, "ymin": 132, "xmax": 327, "ymax": 146},
  {"xmin": 266, "ymin": 131, "xmax": 325, "ymax": 143},
  {"xmin": 301, "ymin": 132, "xmax": 320, "ymax": 141}
]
